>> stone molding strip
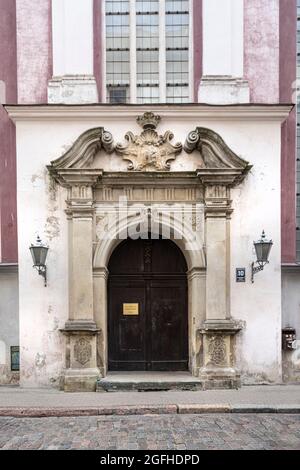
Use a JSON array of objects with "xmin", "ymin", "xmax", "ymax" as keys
[
  {"xmin": 0, "ymin": 404, "xmax": 299, "ymax": 417},
  {"xmin": 5, "ymin": 104, "xmax": 293, "ymax": 123}
]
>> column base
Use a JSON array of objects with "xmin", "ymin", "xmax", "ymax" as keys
[
  {"xmin": 199, "ymin": 366, "xmax": 241, "ymax": 390},
  {"xmin": 48, "ymin": 75, "xmax": 99, "ymax": 104},
  {"xmin": 62, "ymin": 368, "xmax": 100, "ymax": 392},
  {"xmin": 198, "ymin": 76, "xmax": 250, "ymax": 104},
  {"xmin": 199, "ymin": 319, "xmax": 243, "ymax": 389},
  {"xmin": 60, "ymin": 320, "xmax": 101, "ymax": 392}
]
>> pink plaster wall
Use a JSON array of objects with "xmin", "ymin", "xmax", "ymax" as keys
[
  {"xmin": 94, "ymin": 0, "xmax": 102, "ymax": 102},
  {"xmin": 16, "ymin": 0, "xmax": 52, "ymax": 103},
  {"xmin": 244, "ymin": 0, "xmax": 279, "ymax": 103},
  {"xmin": 0, "ymin": 0, "xmax": 18, "ymax": 263},
  {"xmin": 280, "ymin": 0, "xmax": 297, "ymax": 263},
  {"xmin": 193, "ymin": 0, "xmax": 202, "ymax": 102}
]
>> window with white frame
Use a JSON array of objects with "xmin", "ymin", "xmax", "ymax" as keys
[{"xmin": 105, "ymin": 0, "xmax": 191, "ymax": 104}]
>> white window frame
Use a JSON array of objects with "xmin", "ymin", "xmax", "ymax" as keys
[{"xmin": 102, "ymin": 0, "xmax": 194, "ymax": 103}]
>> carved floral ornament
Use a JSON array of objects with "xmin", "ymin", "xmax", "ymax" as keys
[{"xmin": 47, "ymin": 112, "xmax": 251, "ymax": 186}]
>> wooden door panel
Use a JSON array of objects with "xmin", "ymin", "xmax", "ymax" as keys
[
  {"xmin": 108, "ymin": 238, "xmax": 188, "ymax": 372},
  {"xmin": 108, "ymin": 283, "xmax": 146, "ymax": 370},
  {"xmin": 150, "ymin": 281, "xmax": 188, "ymax": 370}
]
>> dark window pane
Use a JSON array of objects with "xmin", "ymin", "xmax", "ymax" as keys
[
  {"xmin": 165, "ymin": 1, "xmax": 189, "ymax": 103},
  {"xmin": 105, "ymin": 1, "xmax": 130, "ymax": 102},
  {"xmin": 108, "ymin": 86, "xmax": 129, "ymax": 103},
  {"xmin": 11, "ymin": 346, "xmax": 19, "ymax": 371}
]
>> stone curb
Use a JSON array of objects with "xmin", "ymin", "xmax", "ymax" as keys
[
  {"xmin": 0, "ymin": 404, "xmax": 300, "ymax": 417},
  {"xmin": 0, "ymin": 405, "xmax": 177, "ymax": 417},
  {"xmin": 177, "ymin": 404, "xmax": 231, "ymax": 414}
]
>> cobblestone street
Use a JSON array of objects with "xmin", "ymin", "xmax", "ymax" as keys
[{"xmin": 0, "ymin": 414, "xmax": 300, "ymax": 450}]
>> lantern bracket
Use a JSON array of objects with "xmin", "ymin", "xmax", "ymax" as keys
[
  {"xmin": 33, "ymin": 265, "xmax": 47, "ymax": 287},
  {"xmin": 251, "ymin": 261, "xmax": 268, "ymax": 283}
]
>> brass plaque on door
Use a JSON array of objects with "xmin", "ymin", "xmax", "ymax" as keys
[{"xmin": 123, "ymin": 303, "xmax": 139, "ymax": 316}]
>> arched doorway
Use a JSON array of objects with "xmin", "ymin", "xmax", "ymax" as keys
[{"xmin": 107, "ymin": 236, "xmax": 188, "ymax": 371}]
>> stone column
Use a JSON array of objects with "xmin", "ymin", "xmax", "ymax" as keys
[
  {"xmin": 61, "ymin": 175, "xmax": 101, "ymax": 391},
  {"xmin": 48, "ymin": 0, "xmax": 98, "ymax": 103},
  {"xmin": 199, "ymin": 183, "xmax": 241, "ymax": 389},
  {"xmin": 93, "ymin": 267, "xmax": 109, "ymax": 377},
  {"xmin": 199, "ymin": 0, "xmax": 249, "ymax": 104},
  {"xmin": 188, "ymin": 267, "xmax": 206, "ymax": 376}
]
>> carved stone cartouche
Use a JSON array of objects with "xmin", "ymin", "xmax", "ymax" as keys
[{"xmin": 115, "ymin": 112, "xmax": 182, "ymax": 171}]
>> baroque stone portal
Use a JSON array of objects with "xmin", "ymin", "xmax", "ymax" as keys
[{"xmin": 46, "ymin": 111, "xmax": 252, "ymax": 392}]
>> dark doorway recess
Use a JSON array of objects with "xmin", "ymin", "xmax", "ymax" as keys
[{"xmin": 108, "ymin": 237, "xmax": 188, "ymax": 371}]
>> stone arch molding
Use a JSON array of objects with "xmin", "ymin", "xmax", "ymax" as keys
[{"xmin": 93, "ymin": 210, "xmax": 206, "ymax": 271}]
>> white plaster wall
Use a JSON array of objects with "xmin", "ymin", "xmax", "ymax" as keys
[
  {"xmin": 0, "ymin": 270, "xmax": 19, "ymax": 384},
  {"xmin": 281, "ymin": 271, "xmax": 300, "ymax": 382},
  {"xmin": 202, "ymin": 0, "xmax": 244, "ymax": 77},
  {"xmin": 15, "ymin": 112, "xmax": 282, "ymax": 386},
  {"xmin": 230, "ymin": 123, "xmax": 282, "ymax": 383},
  {"xmin": 52, "ymin": 0, "xmax": 94, "ymax": 76},
  {"xmin": 16, "ymin": 122, "xmax": 72, "ymax": 387}
]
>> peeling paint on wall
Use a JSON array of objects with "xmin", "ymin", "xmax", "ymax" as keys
[
  {"xmin": 16, "ymin": 0, "xmax": 52, "ymax": 103},
  {"xmin": 44, "ymin": 215, "xmax": 60, "ymax": 240},
  {"xmin": 244, "ymin": 0, "xmax": 280, "ymax": 103},
  {"xmin": 35, "ymin": 352, "xmax": 46, "ymax": 368}
]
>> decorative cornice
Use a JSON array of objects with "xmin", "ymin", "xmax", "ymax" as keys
[
  {"xmin": 200, "ymin": 319, "xmax": 243, "ymax": 335},
  {"xmin": 48, "ymin": 168, "xmax": 103, "ymax": 187},
  {"xmin": 5, "ymin": 104, "xmax": 293, "ymax": 122},
  {"xmin": 184, "ymin": 127, "xmax": 252, "ymax": 187},
  {"xmin": 281, "ymin": 263, "xmax": 300, "ymax": 274},
  {"xmin": 61, "ymin": 320, "xmax": 100, "ymax": 335},
  {"xmin": 0, "ymin": 263, "xmax": 18, "ymax": 274},
  {"xmin": 47, "ymin": 127, "xmax": 114, "ymax": 172}
]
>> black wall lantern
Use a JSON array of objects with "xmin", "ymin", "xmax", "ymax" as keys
[
  {"xmin": 29, "ymin": 236, "xmax": 49, "ymax": 287},
  {"xmin": 251, "ymin": 230, "xmax": 273, "ymax": 283}
]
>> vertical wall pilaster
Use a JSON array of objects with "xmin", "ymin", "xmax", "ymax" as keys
[
  {"xmin": 188, "ymin": 267, "xmax": 206, "ymax": 376},
  {"xmin": 199, "ymin": 0, "xmax": 249, "ymax": 104},
  {"xmin": 93, "ymin": 267, "xmax": 109, "ymax": 377},
  {"xmin": 199, "ymin": 183, "xmax": 242, "ymax": 388},
  {"xmin": 62, "ymin": 181, "xmax": 101, "ymax": 391},
  {"xmin": 48, "ymin": 0, "xmax": 98, "ymax": 103}
]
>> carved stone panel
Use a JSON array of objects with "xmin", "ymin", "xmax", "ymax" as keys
[
  {"xmin": 116, "ymin": 112, "xmax": 182, "ymax": 171},
  {"xmin": 208, "ymin": 335, "xmax": 227, "ymax": 366},
  {"xmin": 74, "ymin": 338, "xmax": 92, "ymax": 366}
]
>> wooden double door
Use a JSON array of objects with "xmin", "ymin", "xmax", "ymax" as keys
[{"xmin": 108, "ymin": 237, "xmax": 188, "ymax": 371}]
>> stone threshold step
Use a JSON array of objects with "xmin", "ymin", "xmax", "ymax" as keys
[
  {"xmin": 96, "ymin": 372, "xmax": 238, "ymax": 392},
  {"xmin": 0, "ymin": 404, "xmax": 300, "ymax": 418},
  {"xmin": 96, "ymin": 381, "xmax": 203, "ymax": 392}
]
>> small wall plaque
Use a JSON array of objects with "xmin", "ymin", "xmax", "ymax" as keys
[
  {"xmin": 123, "ymin": 303, "xmax": 139, "ymax": 316},
  {"xmin": 236, "ymin": 268, "xmax": 246, "ymax": 283}
]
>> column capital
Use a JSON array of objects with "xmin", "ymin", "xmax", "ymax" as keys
[
  {"xmin": 203, "ymin": 183, "xmax": 233, "ymax": 218},
  {"xmin": 187, "ymin": 267, "xmax": 206, "ymax": 281},
  {"xmin": 93, "ymin": 267, "xmax": 109, "ymax": 280}
]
